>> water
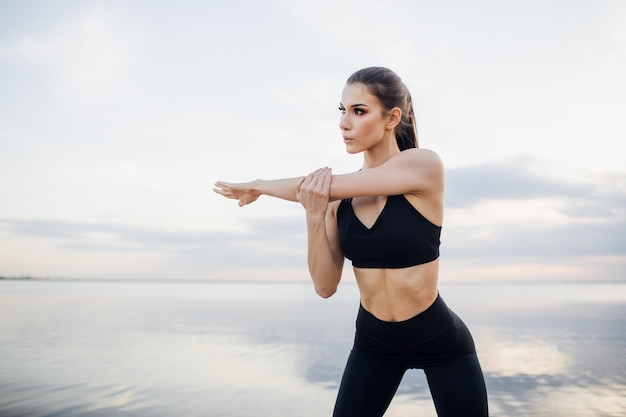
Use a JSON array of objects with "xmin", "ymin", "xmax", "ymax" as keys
[{"xmin": 1, "ymin": 280, "xmax": 625, "ymax": 417}]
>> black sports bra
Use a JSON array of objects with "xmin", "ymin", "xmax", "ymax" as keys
[{"xmin": 337, "ymin": 194, "xmax": 441, "ymax": 268}]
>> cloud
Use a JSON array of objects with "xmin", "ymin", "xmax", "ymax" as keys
[
  {"xmin": 2, "ymin": 159, "xmax": 625, "ymax": 280},
  {"xmin": 0, "ymin": 216, "xmax": 307, "ymax": 271},
  {"xmin": 445, "ymin": 160, "xmax": 626, "ymax": 209},
  {"xmin": 0, "ymin": 1, "xmax": 624, "ymax": 282},
  {"xmin": 442, "ymin": 160, "xmax": 626, "ymax": 263}
]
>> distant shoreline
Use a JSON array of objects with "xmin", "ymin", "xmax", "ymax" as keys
[
  {"xmin": 0, "ymin": 276, "xmax": 36, "ymax": 280},
  {"xmin": 1, "ymin": 276, "xmax": 625, "ymax": 285}
]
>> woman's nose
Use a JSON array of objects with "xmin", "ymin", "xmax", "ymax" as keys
[{"xmin": 339, "ymin": 115, "xmax": 349, "ymax": 131}]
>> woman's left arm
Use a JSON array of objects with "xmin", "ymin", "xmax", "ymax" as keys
[
  {"xmin": 296, "ymin": 168, "xmax": 344, "ymax": 298},
  {"xmin": 214, "ymin": 149, "xmax": 443, "ymax": 206},
  {"xmin": 328, "ymin": 148, "xmax": 444, "ymax": 200}
]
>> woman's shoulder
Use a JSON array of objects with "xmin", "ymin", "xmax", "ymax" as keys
[
  {"xmin": 393, "ymin": 148, "xmax": 444, "ymax": 172},
  {"xmin": 400, "ymin": 147, "xmax": 441, "ymax": 161}
]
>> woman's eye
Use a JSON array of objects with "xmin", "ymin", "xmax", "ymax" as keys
[
  {"xmin": 338, "ymin": 106, "xmax": 346, "ymax": 114},
  {"xmin": 354, "ymin": 108, "xmax": 364, "ymax": 115}
]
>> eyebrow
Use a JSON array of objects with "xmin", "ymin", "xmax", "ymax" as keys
[{"xmin": 339, "ymin": 103, "xmax": 369, "ymax": 108}]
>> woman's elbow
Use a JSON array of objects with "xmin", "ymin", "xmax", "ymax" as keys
[
  {"xmin": 315, "ymin": 284, "xmax": 337, "ymax": 299},
  {"xmin": 310, "ymin": 262, "xmax": 342, "ymax": 298}
]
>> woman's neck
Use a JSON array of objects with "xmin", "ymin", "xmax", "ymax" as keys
[{"xmin": 362, "ymin": 137, "xmax": 401, "ymax": 169}]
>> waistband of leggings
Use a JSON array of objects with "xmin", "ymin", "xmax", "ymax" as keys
[{"xmin": 356, "ymin": 293, "xmax": 452, "ymax": 335}]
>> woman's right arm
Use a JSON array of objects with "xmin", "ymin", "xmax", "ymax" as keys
[
  {"xmin": 216, "ymin": 169, "xmax": 344, "ymax": 297},
  {"xmin": 214, "ymin": 177, "xmax": 303, "ymax": 206}
]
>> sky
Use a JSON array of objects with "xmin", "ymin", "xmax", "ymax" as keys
[{"xmin": 0, "ymin": 0, "xmax": 625, "ymax": 283}]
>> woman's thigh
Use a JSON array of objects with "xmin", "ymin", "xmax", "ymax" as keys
[
  {"xmin": 424, "ymin": 353, "xmax": 488, "ymax": 417},
  {"xmin": 333, "ymin": 348, "xmax": 406, "ymax": 417}
]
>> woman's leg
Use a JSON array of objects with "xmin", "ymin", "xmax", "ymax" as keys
[
  {"xmin": 424, "ymin": 352, "xmax": 488, "ymax": 417},
  {"xmin": 333, "ymin": 347, "xmax": 406, "ymax": 417}
]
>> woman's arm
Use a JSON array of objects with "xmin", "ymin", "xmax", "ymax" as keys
[
  {"xmin": 328, "ymin": 148, "xmax": 444, "ymax": 200},
  {"xmin": 214, "ymin": 148, "xmax": 443, "ymax": 206},
  {"xmin": 296, "ymin": 168, "xmax": 344, "ymax": 298},
  {"xmin": 214, "ymin": 177, "xmax": 302, "ymax": 206}
]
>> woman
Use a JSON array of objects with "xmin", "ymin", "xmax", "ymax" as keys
[{"xmin": 214, "ymin": 67, "xmax": 488, "ymax": 417}]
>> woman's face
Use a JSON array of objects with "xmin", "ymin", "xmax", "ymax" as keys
[{"xmin": 339, "ymin": 83, "xmax": 390, "ymax": 154}]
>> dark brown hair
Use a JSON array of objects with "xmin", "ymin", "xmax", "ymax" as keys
[{"xmin": 346, "ymin": 67, "xmax": 418, "ymax": 150}]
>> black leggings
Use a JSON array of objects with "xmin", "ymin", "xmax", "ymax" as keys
[{"xmin": 333, "ymin": 294, "xmax": 488, "ymax": 417}]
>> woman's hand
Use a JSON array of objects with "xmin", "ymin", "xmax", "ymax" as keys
[
  {"xmin": 214, "ymin": 180, "xmax": 261, "ymax": 207},
  {"xmin": 296, "ymin": 167, "xmax": 332, "ymax": 220}
]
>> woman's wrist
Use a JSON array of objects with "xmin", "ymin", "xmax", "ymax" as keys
[
  {"xmin": 251, "ymin": 179, "xmax": 263, "ymax": 196},
  {"xmin": 255, "ymin": 177, "xmax": 301, "ymax": 202},
  {"xmin": 306, "ymin": 211, "xmax": 326, "ymax": 225}
]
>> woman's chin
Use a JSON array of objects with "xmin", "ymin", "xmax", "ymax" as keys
[{"xmin": 345, "ymin": 145, "xmax": 361, "ymax": 155}]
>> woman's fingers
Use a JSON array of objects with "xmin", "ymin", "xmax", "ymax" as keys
[
  {"xmin": 301, "ymin": 167, "xmax": 330, "ymax": 193},
  {"xmin": 214, "ymin": 181, "xmax": 232, "ymax": 195},
  {"xmin": 298, "ymin": 168, "xmax": 331, "ymax": 203},
  {"xmin": 321, "ymin": 167, "xmax": 332, "ymax": 192},
  {"xmin": 213, "ymin": 186, "xmax": 229, "ymax": 197},
  {"xmin": 313, "ymin": 167, "xmax": 331, "ymax": 194}
]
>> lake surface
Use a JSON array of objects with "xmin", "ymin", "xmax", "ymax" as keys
[{"xmin": 1, "ymin": 280, "xmax": 625, "ymax": 417}]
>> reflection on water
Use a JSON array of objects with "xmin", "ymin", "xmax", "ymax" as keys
[{"xmin": 0, "ymin": 280, "xmax": 625, "ymax": 417}]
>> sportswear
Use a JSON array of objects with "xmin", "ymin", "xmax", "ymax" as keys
[
  {"xmin": 337, "ymin": 194, "xmax": 441, "ymax": 268},
  {"xmin": 333, "ymin": 295, "xmax": 488, "ymax": 417}
]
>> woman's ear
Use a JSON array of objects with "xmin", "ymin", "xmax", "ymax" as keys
[{"xmin": 386, "ymin": 107, "xmax": 402, "ymax": 130}]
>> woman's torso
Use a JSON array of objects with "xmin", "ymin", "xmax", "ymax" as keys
[{"xmin": 333, "ymin": 193, "xmax": 442, "ymax": 322}]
